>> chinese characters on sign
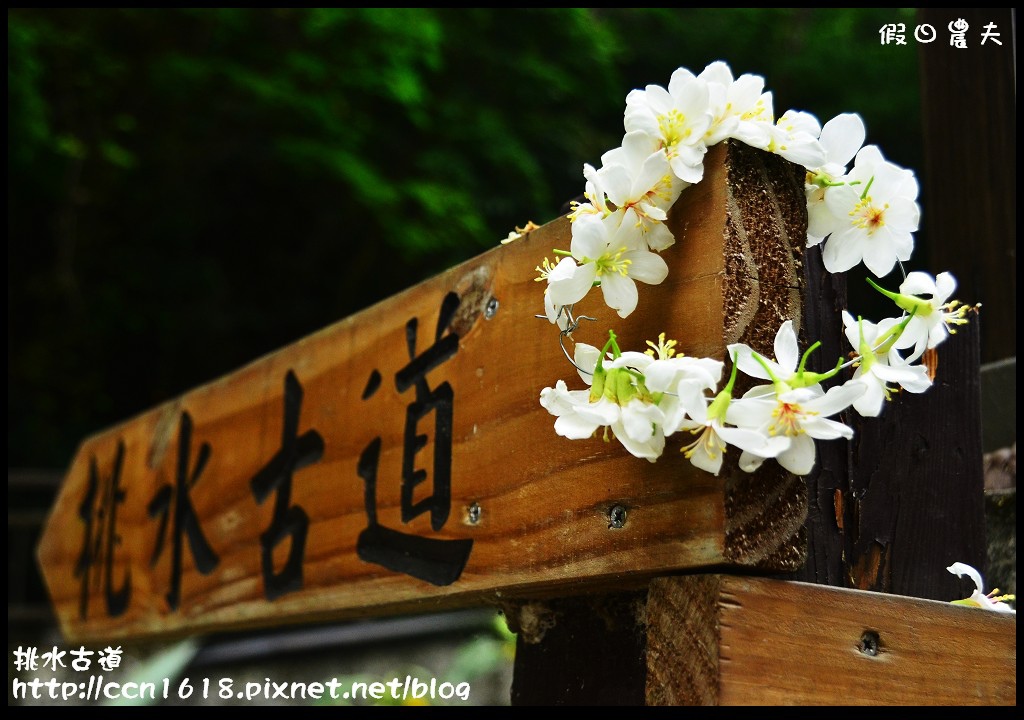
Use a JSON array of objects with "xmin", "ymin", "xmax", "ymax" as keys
[
  {"xmin": 147, "ymin": 412, "xmax": 220, "ymax": 611},
  {"xmin": 72, "ymin": 292, "xmax": 473, "ymax": 621},
  {"xmin": 75, "ymin": 442, "xmax": 131, "ymax": 619},
  {"xmin": 356, "ymin": 292, "xmax": 474, "ymax": 586},
  {"xmin": 880, "ymin": 20, "xmax": 1002, "ymax": 46},
  {"xmin": 249, "ymin": 371, "xmax": 324, "ymax": 600}
]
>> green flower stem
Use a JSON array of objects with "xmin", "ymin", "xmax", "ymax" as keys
[
  {"xmin": 706, "ymin": 355, "xmax": 740, "ymax": 423},
  {"xmin": 797, "ymin": 341, "xmax": 821, "ymax": 375},
  {"xmin": 752, "ymin": 353, "xmax": 787, "ymax": 391},
  {"xmin": 865, "ymin": 276, "xmax": 900, "ymax": 302},
  {"xmin": 859, "ymin": 174, "xmax": 875, "ymax": 201}
]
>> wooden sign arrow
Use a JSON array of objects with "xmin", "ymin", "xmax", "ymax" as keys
[{"xmin": 37, "ymin": 142, "xmax": 813, "ymax": 643}]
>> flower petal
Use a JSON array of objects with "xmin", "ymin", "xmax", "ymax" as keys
[
  {"xmin": 899, "ymin": 271, "xmax": 938, "ymax": 297},
  {"xmin": 934, "ymin": 272, "xmax": 957, "ymax": 303},
  {"xmin": 873, "ymin": 362, "xmax": 932, "ymax": 393},
  {"xmin": 570, "ymin": 214, "xmax": 608, "ymax": 260},
  {"xmin": 716, "ymin": 424, "xmax": 790, "ymax": 459},
  {"xmin": 774, "ymin": 320, "xmax": 799, "ymax": 372},
  {"xmin": 624, "ymin": 248, "xmax": 670, "ymax": 285},
  {"xmin": 574, "ymin": 343, "xmax": 601, "ymax": 384},
  {"xmin": 947, "ymin": 562, "xmax": 984, "ymax": 593},
  {"xmin": 776, "ymin": 432, "xmax": 817, "ymax": 475},
  {"xmin": 805, "ymin": 382, "xmax": 865, "ymax": 417},
  {"xmin": 818, "ymin": 113, "xmax": 865, "ymax": 169},
  {"xmin": 688, "ymin": 433, "xmax": 725, "ymax": 476},
  {"xmin": 861, "ymin": 228, "xmax": 899, "ymax": 277},
  {"xmin": 621, "ymin": 400, "xmax": 663, "ymax": 443},
  {"xmin": 738, "ymin": 449, "xmax": 768, "ymax": 473},
  {"xmin": 727, "ymin": 343, "xmax": 777, "ymax": 381},
  {"xmin": 601, "ymin": 272, "xmax": 639, "ymax": 318},
  {"xmin": 821, "ymin": 228, "xmax": 864, "ymax": 274},
  {"xmin": 725, "ymin": 393, "xmax": 776, "ymax": 428},
  {"xmin": 802, "ymin": 415, "xmax": 856, "ymax": 441},
  {"xmin": 548, "ymin": 258, "xmax": 597, "ymax": 307},
  {"xmin": 850, "ymin": 376, "xmax": 886, "ymax": 417},
  {"xmin": 554, "ymin": 413, "xmax": 600, "ymax": 440}
]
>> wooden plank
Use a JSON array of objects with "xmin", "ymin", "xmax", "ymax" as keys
[
  {"xmin": 646, "ymin": 574, "xmax": 1017, "ymax": 706},
  {"xmin": 37, "ymin": 140, "xmax": 811, "ymax": 643}
]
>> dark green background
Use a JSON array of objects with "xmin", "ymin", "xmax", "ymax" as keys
[{"xmin": 8, "ymin": 8, "xmax": 923, "ymax": 469}]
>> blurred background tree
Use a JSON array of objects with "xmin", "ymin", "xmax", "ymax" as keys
[{"xmin": 8, "ymin": 8, "xmax": 922, "ymax": 469}]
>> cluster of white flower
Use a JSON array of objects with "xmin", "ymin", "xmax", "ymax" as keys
[{"xmin": 534, "ymin": 60, "xmax": 977, "ymax": 477}]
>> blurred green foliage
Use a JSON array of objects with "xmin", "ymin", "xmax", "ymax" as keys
[{"xmin": 8, "ymin": 8, "xmax": 919, "ymax": 467}]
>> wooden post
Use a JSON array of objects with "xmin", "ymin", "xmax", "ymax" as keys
[
  {"xmin": 917, "ymin": 8, "xmax": 1015, "ymax": 364},
  {"xmin": 511, "ymin": 142, "xmax": 995, "ymax": 704},
  {"xmin": 510, "ymin": 139, "xmax": 817, "ymax": 704},
  {"xmin": 509, "ymin": 592, "xmax": 648, "ymax": 706}
]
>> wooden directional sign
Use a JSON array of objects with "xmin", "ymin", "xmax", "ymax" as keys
[{"xmin": 38, "ymin": 141, "xmax": 814, "ymax": 642}]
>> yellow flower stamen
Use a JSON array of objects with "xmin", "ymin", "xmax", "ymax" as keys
[
  {"xmin": 769, "ymin": 402, "xmax": 815, "ymax": 437},
  {"xmin": 534, "ymin": 257, "xmax": 555, "ymax": 282},
  {"xmin": 849, "ymin": 197, "xmax": 889, "ymax": 234},
  {"xmin": 941, "ymin": 300, "xmax": 978, "ymax": 335},
  {"xmin": 740, "ymin": 99, "xmax": 770, "ymax": 123},
  {"xmin": 645, "ymin": 332, "xmax": 678, "ymax": 360},
  {"xmin": 657, "ymin": 109, "xmax": 692, "ymax": 151},
  {"xmin": 681, "ymin": 426, "xmax": 723, "ymax": 461},
  {"xmin": 593, "ymin": 247, "xmax": 631, "ymax": 278}
]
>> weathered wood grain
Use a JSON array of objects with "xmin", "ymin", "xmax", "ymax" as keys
[
  {"xmin": 38, "ymin": 140, "xmax": 810, "ymax": 643},
  {"xmin": 646, "ymin": 574, "xmax": 1016, "ymax": 706},
  {"xmin": 918, "ymin": 8, "xmax": 1015, "ymax": 364},
  {"xmin": 846, "ymin": 319, "xmax": 986, "ymax": 600}
]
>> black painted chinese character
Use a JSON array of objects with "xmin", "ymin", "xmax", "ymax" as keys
[
  {"xmin": 75, "ymin": 440, "xmax": 131, "ymax": 619},
  {"xmin": 250, "ymin": 371, "xmax": 324, "ymax": 600},
  {"xmin": 147, "ymin": 411, "xmax": 220, "ymax": 611},
  {"xmin": 356, "ymin": 292, "xmax": 473, "ymax": 586}
]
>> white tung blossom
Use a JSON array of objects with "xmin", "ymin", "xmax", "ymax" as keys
[
  {"xmin": 727, "ymin": 320, "xmax": 863, "ymax": 475},
  {"xmin": 642, "ymin": 353, "xmax": 723, "ymax": 436},
  {"xmin": 890, "ymin": 271, "xmax": 972, "ymax": 361},
  {"xmin": 530, "ymin": 60, "xmax": 971, "ymax": 478},
  {"xmin": 841, "ymin": 311, "xmax": 932, "ymax": 417},
  {"xmin": 728, "ymin": 320, "xmax": 812, "ymax": 387},
  {"xmin": 728, "ymin": 382, "xmax": 865, "ymax": 476},
  {"xmin": 540, "ymin": 340, "xmax": 667, "ymax": 462},
  {"xmin": 698, "ymin": 61, "xmax": 772, "ymax": 148},
  {"xmin": 763, "ymin": 109, "xmax": 827, "ymax": 169},
  {"xmin": 674, "ymin": 380, "xmax": 791, "ymax": 476},
  {"xmin": 806, "ymin": 113, "xmax": 867, "ymax": 245},
  {"xmin": 623, "ymin": 67, "xmax": 713, "ymax": 184},
  {"xmin": 819, "ymin": 145, "xmax": 920, "ymax": 277},
  {"xmin": 546, "ymin": 214, "xmax": 668, "ymax": 319},
  {"xmin": 579, "ymin": 131, "xmax": 684, "ymax": 252}
]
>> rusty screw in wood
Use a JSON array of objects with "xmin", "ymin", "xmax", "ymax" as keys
[
  {"xmin": 858, "ymin": 630, "xmax": 880, "ymax": 656},
  {"xmin": 484, "ymin": 297, "xmax": 499, "ymax": 320},
  {"xmin": 467, "ymin": 502, "xmax": 481, "ymax": 525},
  {"xmin": 608, "ymin": 505, "xmax": 627, "ymax": 529}
]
